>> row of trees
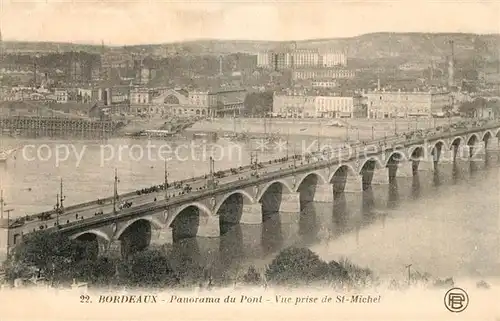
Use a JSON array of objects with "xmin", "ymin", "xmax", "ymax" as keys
[
  {"xmin": 243, "ymin": 91, "xmax": 274, "ymax": 116},
  {"xmin": 2, "ymin": 231, "xmax": 375, "ymax": 289},
  {"xmin": 459, "ymin": 97, "xmax": 500, "ymax": 117}
]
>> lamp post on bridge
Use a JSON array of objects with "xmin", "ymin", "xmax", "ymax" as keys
[
  {"xmin": 54, "ymin": 194, "xmax": 61, "ymax": 226},
  {"xmin": 164, "ymin": 157, "xmax": 169, "ymax": 200},
  {"xmin": 317, "ymin": 121, "xmax": 322, "ymax": 153},
  {"xmin": 59, "ymin": 178, "xmax": 65, "ymax": 222},
  {"xmin": 113, "ymin": 169, "xmax": 119, "ymax": 215},
  {"xmin": 0, "ymin": 190, "xmax": 5, "ymax": 220},
  {"xmin": 52, "ymin": 178, "xmax": 65, "ymax": 226},
  {"xmin": 5, "ymin": 208, "xmax": 14, "ymax": 256},
  {"xmin": 286, "ymin": 127, "xmax": 290, "ymax": 159},
  {"xmin": 208, "ymin": 156, "xmax": 216, "ymax": 189},
  {"xmin": 250, "ymin": 151, "xmax": 259, "ymax": 176},
  {"xmin": 292, "ymin": 138, "xmax": 298, "ymax": 168}
]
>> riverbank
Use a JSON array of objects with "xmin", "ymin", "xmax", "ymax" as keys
[{"xmin": 187, "ymin": 117, "xmax": 462, "ymax": 140}]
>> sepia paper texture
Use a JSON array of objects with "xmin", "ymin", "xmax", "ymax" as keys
[{"xmin": 0, "ymin": 0, "xmax": 499, "ymax": 320}]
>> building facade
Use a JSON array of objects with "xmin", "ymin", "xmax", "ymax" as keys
[
  {"xmin": 54, "ymin": 89, "xmax": 69, "ymax": 104},
  {"xmin": 312, "ymin": 79, "xmax": 338, "ymax": 89},
  {"xmin": 110, "ymin": 86, "xmax": 129, "ymax": 104},
  {"xmin": 130, "ymin": 87, "xmax": 151, "ymax": 105},
  {"xmin": 257, "ymin": 49, "xmax": 346, "ymax": 70},
  {"xmin": 214, "ymin": 88, "xmax": 246, "ymax": 116},
  {"xmin": 77, "ymin": 88, "xmax": 93, "ymax": 103},
  {"xmin": 273, "ymin": 52, "xmax": 292, "ymax": 70},
  {"xmin": 292, "ymin": 68, "xmax": 355, "ymax": 81},
  {"xmin": 292, "ymin": 49, "xmax": 320, "ymax": 68},
  {"xmin": 365, "ymin": 90, "xmax": 451, "ymax": 119},
  {"xmin": 272, "ymin": 92, "xmax": 316, "ymax": 118},
  {"xmin": 315, "ymin": 96, "xmax": 362, "ymax": 118},
  {"xmin": 273, "ymin": 91, "xmax": 361, "ymax": 118},
  {"xmin": 319, "ymin": 51, "xmax": 347, "ymax": 67},
  {"xmin": 257, "ymin": 52, "xmax": 272, "ymax": 69},
  {"xmin": 129, "ymin": 87, "xmax": 246, "ymax": 117}
]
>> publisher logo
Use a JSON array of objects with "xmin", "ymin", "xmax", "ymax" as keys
[{"xmin": 444, "ymin": 287, "xmax": 469, "ymax": 313}]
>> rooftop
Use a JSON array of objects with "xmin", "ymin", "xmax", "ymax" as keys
[{"xmin": 366, "ymin": 88, "xmax": 450, "ymax": 95}]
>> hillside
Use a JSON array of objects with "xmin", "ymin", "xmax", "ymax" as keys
[{"xmin": 4, "ymin": 32, "xmax": 500, "ymax": 62}]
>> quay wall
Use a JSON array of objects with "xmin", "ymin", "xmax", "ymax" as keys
[{"xmin": 186, "ymin": 117, "xmax": 462, "ymax": 139}]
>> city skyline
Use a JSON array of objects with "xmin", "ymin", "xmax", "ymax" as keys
[{"xmin": 0, "ymin": 0, "xmax": 499, "ymax": 45}]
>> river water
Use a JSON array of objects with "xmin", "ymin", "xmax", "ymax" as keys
[{"xmin": 0, "ymin": 135, "xmax": 499, "ymax": 281}]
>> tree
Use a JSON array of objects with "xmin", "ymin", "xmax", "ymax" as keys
[
  {"xmin": 73, "ymin": 257, "xmax": 117, "ymax": 287},
  {"xmin": 459, "ymin": 97, "xmax": 487, "ymax": 116},
  {"xmin": 338, "ymin": 257, "xmax": 376, "ymax": 288},
  {"xmin": 120, "ymin": 247, "xmax": 179, "ymax": 288},
  {"xmin": 242, "ymin": 265, "xmax": 262, "ymax": 286},
  {"xmin": 265, "ymin": 247, "xmax": 328, "ymax": 286},
  {"xmin": 324, "ymin": 260, "xmax": 349, "ymax": 285},
  {"xmin": 243, "ymin": 91, "xmax": 273, "ymax": 116},
  {"xmin": 5, "ymin": 231, "xmax": 93, "ymax": 284}
]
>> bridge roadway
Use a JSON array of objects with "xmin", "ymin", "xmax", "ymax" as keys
[
  {"xmin": 14, "ymin": 134, "xmax": 399, "ymax": 234},
  {"xmin": 10, "ymin": 120, "xmax": 500, "ymax": 241}
]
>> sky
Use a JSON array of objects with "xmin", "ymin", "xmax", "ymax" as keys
[{"xmin": 0, "ymin": 0, "xmax": 499, "ymax": 45}]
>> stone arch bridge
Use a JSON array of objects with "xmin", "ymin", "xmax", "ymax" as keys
[{"xmin": 36, "ymin": 125, "xmax": 500, "ymax": 259}]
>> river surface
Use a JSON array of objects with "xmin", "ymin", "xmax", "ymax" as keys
[{"xmin": 0, "ymin": 135, "xmax": 499, "ymax": 281}]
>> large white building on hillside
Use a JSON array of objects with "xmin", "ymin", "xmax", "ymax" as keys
[
  {"xmin": 319, "ymin": 50, "xmax": 348, "ymax": 67},
  {"xmin": 257, "ymin": 49, "xmax": 347, "ymax": 69}
]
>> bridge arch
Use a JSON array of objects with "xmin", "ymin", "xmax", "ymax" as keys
[
  {"xmin": 256, "ymin": 180, "xmax": 294, "ymax": 202},
  {"xmin": 429, "ymin": 140, "xmax": 446, "ymax": 163},
  {"xmin": 466, "ymin": 133, "xmax": 479, "ymax": 146},
  {"xmin": 214, "ymin": 189, "xmax": 255, "ymax": 215},
  {"xmin": 71, "ymin": 229, "xmax": 111, "ymax": 260},
  {"xmin": 449, "ymin": 136, "xmax": 464, "ymax": 150},
  {"xmin": 294, "ymin": 171, "xmax": 327, "ymax": 193},
  {"xmin": 409, "ymin": 145, "xmax": 425, "ymax": 160},
  {"xmin": 71, "ymin": 229, "xmax": 111, "ymax": 242},
  {"xmin": 295, "ymin": 172, "xmax": 328, "ymax": 204},
  {"xmin": 481, "ymin": 130, "xmax": 493, "ymax": 142},
  {"xmin": 113, "ymin": 217, "xmax": 163, "ymax": 258},
  {"xmin": 258, "ymin": 180, "xmax": 294, "ymax": 216},
  {"xmin": 359, "ymin": 157, "xmax": 385, "ymax": 191},
  {"xmin": 214, "ymin": 190, "xmax": 255, "ymax": 231},
  {"xmin": 167, "ymin": 202, "xmax": 212, "ymax": 242},
  {"xmin": 385, "ymin": 150, "xmax": 407, "ymax": 167},
  {"xmin": 167, "ymin": 202, "xmax": 212, "ymax": 227},
  {"xmin": 358, "ymin": 157, "xmax": 384, "ymax": 175},
  {"xmin": 329, "ymin": 164, "xmax": 357, "ymax": 182},
  {"xmin": 115, "ymin": 216, "xmax": 164, "ymax": 240},
  {"xmin": 430, "ymin": 140, "xmax": 446, "ymax": 152},
  {"xmin": 329, "ymin": 164, "xmax": 357, "ymax": 195}
]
